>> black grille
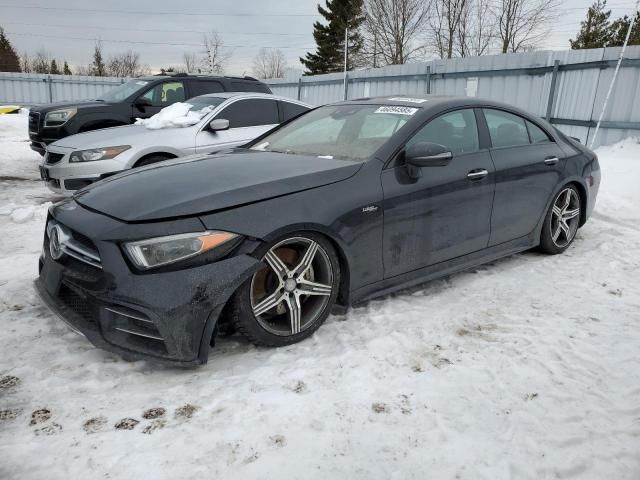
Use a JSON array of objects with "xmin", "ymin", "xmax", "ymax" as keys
[
  {"xmin": 46, "ymin": 152, "xmax": 64, "ymax": 164},
  {"xmin": 58, "ymin": 283, "xmax": 94, "ymax": 323},
  {"xmin": 28, "ymin": 112, "xmax": 40, "ymax": 133}
]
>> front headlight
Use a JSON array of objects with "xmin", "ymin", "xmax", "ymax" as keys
[
  {"xmin": 44, "ymin": 108, "xmax": 77, "ymax": 126},
  {"xmin": 124, "ymin": 231, "xmax": 239, "ymax": 270},
  {"xmin": 70, "ymin": 145, "xmax": 131, "ymax": 162}
]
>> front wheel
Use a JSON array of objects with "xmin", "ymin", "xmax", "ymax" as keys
[
  {"xmin": 539, "ymin": 185, "xmax": 581, "ymax": 254},
  {"xmin": 231, "ymin": 233, "xmax": 340, "ymax": 347}
]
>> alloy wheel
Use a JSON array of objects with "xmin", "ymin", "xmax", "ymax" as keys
[
  {"xmin": 550, "ymin": 187, "xmax": 580, "ymax": 248},
  {"xmin": 250, "ymin": 237, "xmax": 334, "ymax": 337}
]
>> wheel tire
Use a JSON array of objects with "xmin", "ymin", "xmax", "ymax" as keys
[
  {"xmin": 231, "ymin": 232, "xmax": 341, "ymax": 347},
  {"xmin": 134, "ymin": 155, "xmax": 173, "ymax": 168},
  {"xmin": 539, "ymin": 184, "xmax": 582, "ymax": 254}
]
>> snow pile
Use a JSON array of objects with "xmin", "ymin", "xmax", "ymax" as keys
[
  {"xmin": 0, "ymin": 108, "xmax": 42, "ymax": 180},
  {"xmin": 134, "ymin": 102, "xmax": 215, "ymax": 130},
  {"xmin": 0, "ymin": 108, "xmax": 639, "ymax": 480}
]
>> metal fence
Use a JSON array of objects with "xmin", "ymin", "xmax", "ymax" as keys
[
  {"xmin": 267, "ymin": 46, "xmax": 640, "ymax": 148},
  {"xmin": 2, "ymin": 46, "xmax": 640, "ymax": 147},
  {"xmin": 0, "ymin": 72, "xmax": 125, "ymax": 106}
]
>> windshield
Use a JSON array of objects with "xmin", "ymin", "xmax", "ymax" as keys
[
  {"xmin": 250, "ymin": 104, "xmax": 415, "ymax": 160},
  {"xmin": 97, "ymin": 79, "xmax": 152, "ymax": 102},
  {"xmin": 134, "ymin": 97, "xmax": 225, "ymax": 130}
]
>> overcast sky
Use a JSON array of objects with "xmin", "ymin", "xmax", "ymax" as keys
[{"xmin": 1, "ymin": 0, "xmax": 639, "ymax": 75}]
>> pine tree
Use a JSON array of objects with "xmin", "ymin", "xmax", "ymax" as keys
[
  {"xmin": 63, "ymin": 61, "xmax": 72, "ymax": 75},
  {"xmin": 50, "ymin": 59, "xmax": 61, "ymax": 75},
  {"xmin": 0, "ymin": 27, "xmax": 21, "ymax": 72},
  {"xmin": 300, "ymin": 0, "xmax": 365, "ymax": 75},
  {"xmin": 569, "ymin": 0, "xmax": 612, "ymax": 49},
  {"xmin": 92, "ymin": 42, "xmax": 106, "ymax": 76},
  {"xmin": 608, "ymin": 12, "xmax": 640, "ymax": 46}
]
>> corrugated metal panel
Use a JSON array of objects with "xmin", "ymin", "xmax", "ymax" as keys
[
  {"xmin": 267, "ymin": 46, "xmax": 640, "ymax": 147},
  {"xmin": 3, "ymin": 47, "xmax": 640, "ymax": 147},
  {"xmin": 0, "ymin": 72, "xmax": 125, "ymax": 105}
]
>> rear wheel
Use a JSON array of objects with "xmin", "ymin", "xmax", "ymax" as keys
[
  {"xmin": 231, "ymin": 233, "xmax": 340, "ymax": 347},
  {"xmin": 539, "ymin": 185, "xmax": 581, "ymax": 254}
]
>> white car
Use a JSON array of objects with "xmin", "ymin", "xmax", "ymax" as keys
[{"xmin": 40, "ymin": 92, "xmax": 311, "ymax": 195}]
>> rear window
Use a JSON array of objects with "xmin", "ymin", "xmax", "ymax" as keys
[
  {"xmin": 280, "ymin": 101, "xmax": 309, "ymax": 122},
  {"xmin": 231, "ymin": 80, "xmax": 271, "ymax": 93},
  {"xmin": 190, "ymin": 80, "xmax": 224, "ymax": 97}
]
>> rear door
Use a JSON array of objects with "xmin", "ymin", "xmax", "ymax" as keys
[
  {"xmin": 381, "ymin": 108, "xmax": 495, "ymax": 277},
  {"xmin": 195, "ymin": 98, "xmax": 279, "ymax": 153},
  {"xmin": 482, "ymin": 108, "xmax": 566, "ymax": 245}
]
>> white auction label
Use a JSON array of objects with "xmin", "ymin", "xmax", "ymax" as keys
[{"xmin": 374, "ymin": 106, "xmax": 419, "ymax": 115}]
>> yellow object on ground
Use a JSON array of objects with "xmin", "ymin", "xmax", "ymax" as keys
[{"xmin": 0, "ymin": 105, "xmax": 21, "ymax": 114}]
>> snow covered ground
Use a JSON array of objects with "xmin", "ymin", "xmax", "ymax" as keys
[{"xmin": 0, "ymin": 111, "xmax": 639, "ymax": 480}]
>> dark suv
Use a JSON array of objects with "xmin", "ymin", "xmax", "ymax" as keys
[{"xmin": 28, "ymin": 74, "xmax": 272, "ymax": 155}]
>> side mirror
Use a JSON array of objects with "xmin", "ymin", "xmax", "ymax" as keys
[
  {"xmin": 209, "ymin": 118, "xmax": 230, "ymax": 132},
  {"xmin": 405, "ymin": 142, "xmax": 452, "ymax": 178},
  {"xmin": 134, "ymin": 97, "xmax": 152, "ymax": 108}
]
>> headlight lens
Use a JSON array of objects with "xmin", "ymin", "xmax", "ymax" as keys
[
  {"xmin": 70, "ymin": 145, "xmax": 131, "ymax": 162},
  {"xmin": 44, "ymin": 108, "xmax": 77, "ymax": 126},
  {"xmin": 124, "ymin": 231, "xmax": 239, "ymax": 270}
]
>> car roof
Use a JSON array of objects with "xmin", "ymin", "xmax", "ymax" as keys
[
  {"xmin": 336, "ymin": 95, "xmax": 546, "ymax": 122},
  {"xmin": 192, "ymin": 92, "xmax": 310, "ymax": 105}
]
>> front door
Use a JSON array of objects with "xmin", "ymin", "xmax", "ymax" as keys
[
  {"xmin": 131, "ymin": 81, "xmax": 186, "ymax": 121},
  {"xmin": 381, "ymin": 108, "xmax": 495, "ymax": 278},
  {"xmin": 195, "ymin": 98, "xmax": 279, "ymax": 153},
  {"xmin": 481, "ymin": 108, "xmax": 567, "ymax": 246}
]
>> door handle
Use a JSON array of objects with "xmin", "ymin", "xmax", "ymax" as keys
[
  {"xmin": 467, "ymin": 169, "xmax": 488, "ymax": 180},
  {"xmin": 544, "ymin": 156, "xmax": 559, "ymax": 165}
]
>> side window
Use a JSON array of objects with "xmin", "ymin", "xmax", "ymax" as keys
[
  {"xmin": 484, "ymin": 109, "xmax": 530, "ymax": 148},
  {"xmin": 280, "ymin": 101, "xmax": 309, "ymax": 122},
  {"xmin": 407, "ymin": 109, "xmax": 479, "ymax": 154},
  {"xmin": 527, "ymin": 120, "xmax": 552, "ymax": 143},
  {"xmin": 217, "ymin": 99, "xmax": 279, "ymax": 128},
  {"xmin": 141, "ymin": 81, "xmax": 185, "ymax": 106},
  {"xmin": 189, "ymin": 80, "xmax": 224, "ymax": 97},
  {"xmin": 231, "ymin": 80, "xmax": 270, "ymax": 93}
]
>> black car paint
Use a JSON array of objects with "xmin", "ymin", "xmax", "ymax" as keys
[
  {"xmin": 27, "ymin": 75, "xmax": 272, "ymax": 155},
  {"xmin": 36, "ymin": 96, "xmax": 601, "ymax": 365}
]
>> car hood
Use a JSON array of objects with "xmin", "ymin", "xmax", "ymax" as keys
[
  {"xmin": 50, "ymin": 124, "xmax": 194, "ymax": 150},
  {"xmin": 74, "ymin": 150, "xmax": 363, "ymax": 222},
  {"xmin": 31, "ymin": 100, "xmax": 114, "ymax": 114}
]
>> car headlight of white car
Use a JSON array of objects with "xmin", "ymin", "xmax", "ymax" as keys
[
  {"xmin": 69, "ymin": 145, "xmax": 131, "ymax": 163},
  {"xmin": 44, "ymin": 108, "xmax": 77, "ymax": 127},
  {"xmin": 123, "ymin": 231, "xmax": 240, "ymax": 270}
]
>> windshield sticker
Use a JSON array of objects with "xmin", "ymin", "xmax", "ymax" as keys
[
  {"xmin": 135, "ymin": 81, "xmax": 149, "ymax": 86},
  {"xmin": 387, "ymin": 97, "xmax": 428, "ymax": 103},
  {"xmin": 374, "ymin": 106, "xmax": 418, "ymax": 115},
  {"xmin": 317, "ymin": 155, "xmax": 334, "ymax": 159}
]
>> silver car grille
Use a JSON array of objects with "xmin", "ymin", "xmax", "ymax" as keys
[{"xmin": 46, "ymin": 222, "xmax": 102, "ymax": 269}]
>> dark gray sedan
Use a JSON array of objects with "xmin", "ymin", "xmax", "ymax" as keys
[{"xmin": 35, "ymin": 95, "xmax": 601, "ymax": 365}]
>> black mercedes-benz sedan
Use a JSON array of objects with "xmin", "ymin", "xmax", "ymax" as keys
[{"xmin": 35, "ymin": 96, "xmax": 601, "ymax": 365}]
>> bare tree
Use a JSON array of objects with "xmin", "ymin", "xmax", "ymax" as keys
[
  {"xmin": 32, "ymin": 49, "xmax": 51, "ymax": 73},
  {"xmin": 252, "ymin": 48, "xmax": 287, "ymax": 79},
  {"xmin": 497, "ymin": 0, "xmax": 559, "ymax": 53},
  {"xmin": 183, "ymin": 52, "xmax": 198, "ymax": 73},
  {"xmin": 456, "ymin": 0, "xmax": 496, "ymax": 57},
  {"xmin": 107, "ymin": 50, "xmax": 146, "ymax": 77},
  {"xmin": 20, "ymin": 51, "xmax": 32, "ymax": 73},
  {"xmin": 201, "ymin": 32, "xmax": 230, "ymax": 74},
  {"xmin": 430, "ymin": 0, "xmax": 469, "ymax": 58},
  {"xmin": 363, "ymin": 0, "xmax": 431, "ymax": 66}
]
